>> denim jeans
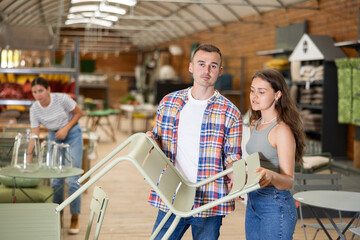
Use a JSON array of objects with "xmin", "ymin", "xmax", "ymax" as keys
[
  {"xmin": 48, "ymin": 123, "xmax": 83, "ymax": 214},
  {"xmin": 152, "ymin": 210, "xmax": 223, "ymax": 240},
  {"xmin": 245, "ymin": 186, "xmax": 297, "ymax": 240}
]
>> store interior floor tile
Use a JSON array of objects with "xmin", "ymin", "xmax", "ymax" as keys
[{"xmin": 59, "ymin": 116, "xmax": 360, "ymax": 239}]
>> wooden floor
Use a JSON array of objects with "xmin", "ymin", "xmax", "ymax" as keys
[{"xmin": 61, "ymin": 117, "xmax": 357, "ymax": 240}]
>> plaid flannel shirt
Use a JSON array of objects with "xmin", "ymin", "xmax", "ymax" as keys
[{"xmin": 148, "ymin": 88, "xmax": 242, "ymax": 217}]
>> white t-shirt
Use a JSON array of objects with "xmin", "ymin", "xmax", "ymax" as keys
[
  {"xmin": 175, "ymin": 88, "xmax": 213, "ymax": 183},
  {"xmin": 30, "ymin": 93, "xmax": 76, "ymax": 131}
]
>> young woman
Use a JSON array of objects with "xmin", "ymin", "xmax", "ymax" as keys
[
  {"xmin": 245, "ymin": 69, "xmax": 305, "ymax": 239},
  {"xmin": 30, "ymin": 76, "xmax": 83, "ymax": 234}
]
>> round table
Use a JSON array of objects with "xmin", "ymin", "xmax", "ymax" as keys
[{"xmin": 0, "ymin": 166, "xmax": 84, "ymax": 203}]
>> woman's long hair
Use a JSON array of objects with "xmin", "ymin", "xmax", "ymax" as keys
[{"xmin": 249, "ymin": 69, "xmax": 305, "ymax": 163}]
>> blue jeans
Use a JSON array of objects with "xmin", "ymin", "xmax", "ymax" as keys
[
  {"xmin": 152, "ymin": 210, "xmax": 223, "ymax": 240},
  {"xmin": 245, "ymin": 186, "xmax": 297, "ymax": 240},
  {"xmin": 48, "ymin": 123, "xmax": 83, "ymax": 214}
]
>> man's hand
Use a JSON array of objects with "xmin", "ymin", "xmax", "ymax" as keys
[
  {"xmin": 146, "ymin": 131, "xmax": 162, "ymax": 149},
  {"xmin": 226, "ymin": 162, "xmax": 234, "ymax": 191}
]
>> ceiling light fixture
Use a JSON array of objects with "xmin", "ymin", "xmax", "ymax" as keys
[
  {"xmin": 69, "ymin": 3, "xmax": 126, "ymax": 15},
  {"xmin": 69, "ymin": 5, "xmax": 99, "ymax": 13},
  {"xmin": 65, "ymin": 18, "xmax": 113, "ymax": 27},
  {"xmin": 68, "ymin": 13, "xmax": 118, "ymax": 22},
  {"xmin": 99, "ymin": 3, "xmax": 126, "ymax": 15},
  {"xmin": 71, "ymin": 0, "xmax": 137, "ymax": 7}
]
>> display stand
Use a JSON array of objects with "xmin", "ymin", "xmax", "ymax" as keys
[
  {"xmin": 0, "ymin": 39, "xmax": 80, "ymax": 106},
  {"xmin": 333, "ymin": 8, "xmax": 360, "ymax": 168},
  {"xmin": 289, "ymin": 34, "xmax": 347, "ymax": 157},
  {"xmin": 220, "ymin": 56, "xmax": 245, "ymax": 113}
]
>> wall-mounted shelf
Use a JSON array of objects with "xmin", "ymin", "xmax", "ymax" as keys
[
  {"xmin": 334, "ymin": 40, "xmax": 360, "ymax": 51},
  {"xmin": 221, "ymin": 90, "xmax": 244, "ymax": 96},
  {"xmin": 0, "ymin": 67, "xmax": 77, "ymax": 75},
  {"xmin": 0, "ymin": 39, "xmax": 80, "ymax": 108},
  {"xmin": 256, "ymin": 49, "xmax": 292, "ymax": 56},
  {"xmin": 0, "ymin": 99, "xmax": 34, "ymax": 105},
  {"xmin": 298, "ymin": 104, "xmax": 322, "ymax": 110}
]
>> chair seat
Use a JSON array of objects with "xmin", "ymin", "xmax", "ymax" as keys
[
  {"xmin": 350, "ymin": 226, "xmax": 360, "ymax": 236},
  {"xmin": 306, "ymin": 222, "xmax": 349, "ymax": 230},
  {"xmin": 0, "ymin": 184, "xmax": 53, "ymax": 203},
  {"xmin": 88, "ymin": 109, "xmax": 112, "ymax": 117}
]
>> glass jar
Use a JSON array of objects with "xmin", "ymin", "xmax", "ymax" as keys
[
  {"xmin": 11, "ymin": 130, "xmax": 41, "ymax": 172},
  {"xmin": 52, "ymin": 143, "xmax": 73, "ymax": 172},
  {"xmin": 40, "ymin": 140, "xmax": 57, "ymax": 169}
]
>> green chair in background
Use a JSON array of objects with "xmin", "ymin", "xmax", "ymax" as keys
[
  {"xmin": 83, "ymin": 101, "xmax": 119, "ymax": 142},
  {"xmin": 0, "ymin": 185, "xmax": 109, "ymax": 240},
  {"xmin": 296, "ymin": 152, "xmax": 333, "ymax": 174},
  {"xmin": 293, "ymin": 173, "xmax": 349, "ymax": 240},
  {"xmin": 56, "ymin": 133, "xmax": 261, "ymax": 240}
]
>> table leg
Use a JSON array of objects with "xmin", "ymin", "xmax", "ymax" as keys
[
  {"xmin": 322, "ymin": 210, "xmax": 345, "ymax": 240},
  {"xmin": 12, "ymin": 177, "xmax": 16, "ymax": 203},
  {"xmin": 308, "ymin": 206, "xmax": 333, "ymax": 239},
  {"xmin": 335, "ymin": 212, "xmax": 360, "ymax": 240},
  {"xmin": 128, "ymin": 112, "xmax": 134, "ymax": 134}
]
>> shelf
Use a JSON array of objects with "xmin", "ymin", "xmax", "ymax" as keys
[
  {"xmin": 292, "ymin": 80, "xmax": 323, "ymax": 85},
  {"xmin": 0, "ymin": 67, "xmax": 77, "ymax": 75},
  {"xmin": 304, "ymin": 130, "xmax": 321, "ymax": 140},
  {"xmin": 0, "ymin": 99, "xmax": 34, "ymax": 105},
  {"xmin": 256, "ymin": 49, "xmax": 292, "ymax": 56},
  {"xmin": 334, "ymin": 40, "xmax": 360, "ymax": 50},
  {"xmin": 221, "ymin": 90, "xmax": 244, "ymax": 96},
  {"xmin": 79, "ymin": 84, "xmax": 109, "ymax": 89},
  {"xmin": 298, "ymin": 104, "xmax": 322, "ymax": 110}
]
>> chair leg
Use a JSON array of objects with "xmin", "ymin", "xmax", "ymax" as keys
[
  {"xmin": 94, "ymin": 198, "xmax": 109, "ymax": 240},
  {"xmin": 85, "ymin": 211, "xmax": 95, "ymax": 240},
  {"xmin": 299, "ymin": 204, "xmax": 308, "ymax": 240},
  {"xmin": 162, "ymin": 216, "xmax": 181, "ymax": 240},
  {"xmin": 312, "ymin": 229, "xmax": 320, "ymax": 240},
  {"xmin": 149, "ymin": 211, "xmax": 173, "ymax": 240}
]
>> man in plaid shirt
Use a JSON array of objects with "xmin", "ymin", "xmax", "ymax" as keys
[{"xmin": 147, "ymin": 44, "xmax": 242, "ymax": 239}]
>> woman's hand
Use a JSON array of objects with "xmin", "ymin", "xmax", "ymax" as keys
[
  {"xmin": 255, "ymin": 167, "xmax": 274, "ymax": 188},
  {"xmin": 55, "ymin": 127, "xmax": 69, "ymax": 140}
]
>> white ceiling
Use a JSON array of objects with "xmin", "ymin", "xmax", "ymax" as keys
[{"xmin": 0, "ymin": 0, "xmax": 314, "ymax": 53}]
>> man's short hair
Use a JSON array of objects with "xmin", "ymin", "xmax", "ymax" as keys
[{"xmin": 191, "ymin": 44, "xmax": 222, "ymax": 66}]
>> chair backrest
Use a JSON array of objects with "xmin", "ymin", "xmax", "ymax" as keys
[
  {"xmin": 294, "ymin": 172, "xmax": 343, "ymax": 240},
  {"xmin": 2, "ymin": 127, "xmax": 29, "ymax": 133},
  {"xmin": 0, "ymin": 133, "xmax": 17, "ymax": 167},
  {"xmin": 85, "ymin": 186, "xmax": 109, "ymax": 240},
  {"xmin": 244, "ymin": 152, "xmax": 261, "ymax": 187},
  {"xmin": 294, "ymin": 173, "xmax": 342, "ymax": 192},
  {"xmin": 126, "ymin": 134, "xmax": 196, "ymax": 213}
]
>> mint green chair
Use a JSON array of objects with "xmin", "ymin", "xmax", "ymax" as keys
[
  {"xmin": 0, "ymin": 186, "xmax": 108, "ymax": 240},
  {"xmin": 0, "ymin": 203, "xmax": 60, "ymax": 239},
  {"xmin": 350, "ymin": 227, "xmax": 360, "ymax": 238},
  {"xmin": 56, "ymin": 133, "xmax": 261, "ymax": 240},
  {"xmin": 85, "ymin": 186, "xmax": 109, "ymax": 240}
]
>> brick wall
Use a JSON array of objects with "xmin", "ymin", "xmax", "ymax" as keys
[
  {"xmin": 158, "ymin": 0, "xmax": 360, "ymax": 111},
  {"xmin": 74, "ymin": 0, "xmax": 359, "ymax": 158}
]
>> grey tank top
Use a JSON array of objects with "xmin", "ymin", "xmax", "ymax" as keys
[{"xmin": 246, "ymin": 119, "xmax": 280, "ymax": 173}]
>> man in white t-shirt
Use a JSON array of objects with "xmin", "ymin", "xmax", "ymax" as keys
[{"xmin": 147, "ymin": 44, "xmax": 242, "ymax": 239}]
